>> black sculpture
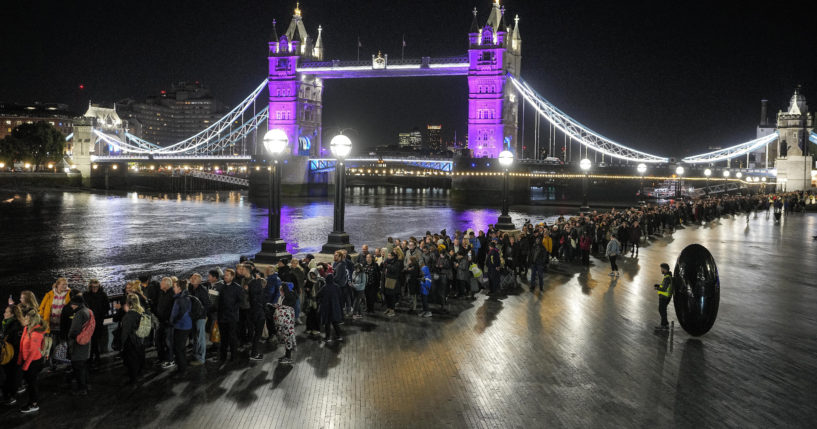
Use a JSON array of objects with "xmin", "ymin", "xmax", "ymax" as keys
[{"xmin": 673, "ymin": 244, "xmax": 720, "ymax": 336}]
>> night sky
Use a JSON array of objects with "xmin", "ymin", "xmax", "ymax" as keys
[{"xmin": 1, "ymin": 0, "xmax": 815, "ymax": 157}]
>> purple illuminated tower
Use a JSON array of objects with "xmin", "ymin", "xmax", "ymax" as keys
[
  {"xmin": 467, "ymin": 1, "xmax": 522, "ymax": 158},
  {"xmin": 268, "ymin": 3, "xmax": 324, "ymax": 156}
]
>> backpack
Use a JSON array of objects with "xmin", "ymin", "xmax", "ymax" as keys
[
  {"xmin": 40, "ymin": 334, "xmax": 53, "ymax": 358},
  {"xmin": 75, "ymin": 309, "xmax": 96, "ymax": 346},
  {"xmin": 135, "ymin": 313, "xmax": 152, "ymax": 338},
  {"xmin": 189, "ymin": 296, "xmax": 205, "ymax": 320}
]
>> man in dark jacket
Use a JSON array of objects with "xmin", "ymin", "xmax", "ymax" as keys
[
  {"xmin": 486, "ymin": 242, "xmax": 501, "ymax": 295},
  {"xmin": 188, "ymin": 273, "xmax": 210, "ymax": 366},
  {"xmin": 217, "ymin": 269, "xmax": 242, "ymax": 367},
  {"xmin": 331, "ymin": 251, "xmax": 350, "ymax": 315},
  {"xmin": 170, "ymin": 281, "xmax": 192, "ymax": 377},
  {"xmin": 247, "ymin": 273, "xmax": 267, "ymax": 361},
  {"xmin": 203, "ymin": 270, "xmax": 222, "ymax": 334},
  {"xmin": 156, "ymin": 278, "xmax": 177, "ymax": 369},
  {"xmin": 83, "ymin": 279, "xmax": 109, "ymax": 370},
  {"xmin": 289, "ymin": 258, "xmax": 306, "ymax": 323},
  {"xmin": 67, "ymin": 294, "xmax": 92, "ymax": 395}
]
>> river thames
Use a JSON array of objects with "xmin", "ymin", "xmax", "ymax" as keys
[{"xmin": 0, "ymin": 188, "xmax": 573, "ymax": 297}]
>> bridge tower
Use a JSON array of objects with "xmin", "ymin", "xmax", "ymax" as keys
[
  {"xmin": 268, "ymin": 3, "xmax": 324, "ymax": 157},
  {"xmin": 774, "ymin": 88, "xmax": 814, "ymax": 190},
  {"xmin": 72, "ymin": 117, "xmax": 94, "ymax": 186},
  {"xmin": 467, "ymin": 0, "xmax": 522, "ymax": 158}
]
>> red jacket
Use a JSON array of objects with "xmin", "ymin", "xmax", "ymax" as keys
[{"xmin": 18, "ymin": 325, "xmax": 44, "ymax": 371}]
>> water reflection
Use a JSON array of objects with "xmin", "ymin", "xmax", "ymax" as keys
[{"xmin": 0, "ymin": 189, "xmax": 576, "ymax": 297}]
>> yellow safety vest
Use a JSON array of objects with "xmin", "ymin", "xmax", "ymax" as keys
[{"xmin": 657, "ymin": 274, "xmax": 672, "ymax": 297}]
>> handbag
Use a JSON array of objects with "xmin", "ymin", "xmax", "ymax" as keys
[
  {"xmin": 53, "ymin": 341, "xmax": 69, "ymax": 363},
  {"xmin": 384, "ymin": 278, "xmax": 397, "ymax": 290},
  {"xmin": 210, "ymin": 320, "xmax": 221, "ymax": 343},
  {"xmin": 0, "ymin": 341, "xmax": 12, "ymax": 365}
]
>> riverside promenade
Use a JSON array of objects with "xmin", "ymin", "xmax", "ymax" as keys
[{"xmin": 2, "ymin": 213, "xmax": 816, "ymax": 428}]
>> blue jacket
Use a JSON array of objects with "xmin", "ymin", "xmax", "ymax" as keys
[
  {"xmin": 265, "ymin": 274, "xmax": 282, "ymax": 305},
  {"xmin": 420, "ymin": 266, "xmax": 432, "ymax": 296},
  {"xmin": 170, "ymin": 290, "xmax": 192, "ymax": 330},
  {"xmin": 352, "ymin": 271, "xmax": 367, "ymax": 292}
]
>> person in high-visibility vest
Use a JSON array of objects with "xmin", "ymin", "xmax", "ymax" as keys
[{"xmin": 653, "ymin": 263, "xmax": 673, "ymax": 330}]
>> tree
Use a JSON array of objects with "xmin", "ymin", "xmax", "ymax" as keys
[
  {"xmin": 10, "ymin": 122, "xmax": 65, "ymax": 170},
  {"xmin": 0, "ymin": 134, "xmax": 25, "ymax": 166}
]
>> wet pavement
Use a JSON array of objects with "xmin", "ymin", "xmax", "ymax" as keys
[{"xmin": 1, "ymin": 211, "xmax": 816, "ymax": 428}]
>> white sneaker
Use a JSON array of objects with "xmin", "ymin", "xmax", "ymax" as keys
[{"xmin": 608, "ymin": 272, "xmax": 615, "ymax": 277}]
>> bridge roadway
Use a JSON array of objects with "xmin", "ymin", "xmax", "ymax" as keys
[{"xmin": 2, "ymin": 214, "xmax": 815, "ymax": 428}]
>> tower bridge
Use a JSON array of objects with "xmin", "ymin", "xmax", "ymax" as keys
[{"xmin": 66, "ymin": 0, "xmax": 815, "ymax": 192}]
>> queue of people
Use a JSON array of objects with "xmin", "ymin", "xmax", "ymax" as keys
[{"xmin": 0, "ymin": 190, "xmax": 811, "ymax": 415}]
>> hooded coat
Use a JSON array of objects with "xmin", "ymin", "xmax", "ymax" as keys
[
  {"xmin": 68, "ymin": 304, "xmax": 92, "ymax": 361},
  {"xmin": 318, "ymin": 273, "xmax": 343, "ymax": 325}
]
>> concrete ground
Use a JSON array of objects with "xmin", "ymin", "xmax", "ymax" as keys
[{"xmin": 2, "ymin": 211, "xmax": 816, "ymax": 428}]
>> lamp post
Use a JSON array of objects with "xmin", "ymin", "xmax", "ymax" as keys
[
  {"xmin": 637, "ymin": 163, "xmax": 647, "ymax": 202},
  {"xmin": 761, "ymin": 176, "xmax": 767, "ymax": 193},
  {"xmin": 704, "ymin": 168, "xmax": 712, "ymax": 195},
  {"xmin": 321, "ymin": 134, "xmax": 355, "ymax": 254},
  {"xmin": 495, "ymin": 150, "xmax": 515, "ymax": 230},
  {"xmin": 254, "ymin": 129, "xmax": 292, "ymax": 264},
  {"xmin": 675, "ymin": 165, "xmax": 685, "ymax": 199},
  {"xmin": 580, "ymin": 158, "xmax": 591, "ymax": 211},
  {"xmin": 722, "ymin": 170, "xmax": 730, "ymax": 194}
]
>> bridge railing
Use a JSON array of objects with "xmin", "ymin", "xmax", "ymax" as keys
[
  {"xmin": 185, "ymin": 170, "xmax": 249, "ymax": 187},
  {"xmin": 428, "ymin": 56, "xmax": 468, "ymax": 64}
]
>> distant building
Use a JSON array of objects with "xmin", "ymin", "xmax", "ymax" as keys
[
  {"xmin": 0, "ymin": 102, "xmax": 77, "ymax": 152},
  {"xmin": 398, "ymin": 132, "xmax": 412, "ymax": 148},
  {"xmin": 397, "ymin": 129, "xmax": 423, "ymax": 149},
  {"xmin": 117, "ymin": 81, "xmax": 226, "ymax": 146},
  {"xmin": 425, "ymin": 124, "xmax": 442, "ymax": 151}
]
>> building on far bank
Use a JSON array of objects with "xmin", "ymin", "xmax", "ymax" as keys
[
  {"xmin": 398, "ymin": 129, "xmax": 423, "ymax": 149},
  {"xmin": 424, "ymin": 125, "xmax": 442, "ymax": 152},
  {"xmin": 116, "ymin": 81, "xmax": 226, "ymax": 146},
  {"xmin": 0, "ymin": 102, "xmax": 78, "ymax": 154}
]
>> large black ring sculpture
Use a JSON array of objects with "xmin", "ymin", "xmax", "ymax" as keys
[{"xmin": 673, "ymin": 244, "xmax": 720, "ymax": 336}]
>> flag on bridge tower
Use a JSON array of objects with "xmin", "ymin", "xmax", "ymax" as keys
[
  {"xmin": 401, "ymin": 34, "xmax": 406, "ymax": 60},
  {"xmin": 357, "ymin": 36, "xmax": 362, "ymax": 61}
]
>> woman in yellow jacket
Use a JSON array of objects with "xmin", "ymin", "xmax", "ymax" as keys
[
  {"xmin": 38, "ymin": 278, "xmax": 71, "ymax": 335},
  {"xmin": 541, "ymin": 233, "xmax": 553, "ymax": 257}
]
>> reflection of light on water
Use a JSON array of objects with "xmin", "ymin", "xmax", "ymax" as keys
[{"xmin": 4, "ymin": 189, "xmax": 573, "ymax": 294}]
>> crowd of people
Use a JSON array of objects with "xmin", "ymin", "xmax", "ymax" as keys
[{"xmin": 0, "ymin": 190, "xmax": 812, "ymax": 414}]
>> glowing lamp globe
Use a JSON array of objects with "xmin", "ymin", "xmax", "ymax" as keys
[
  {"xmin": 498, "ymin": 150, "xmax": 514, "ymax": 167},
  {"xmin": 675, "ymin": 166, "xmax": 685, "ymax": 176},
  {"xmin": 263, "ymin": 129, "xmax": 289, "ymax": 155},
  {"xmin": 723, "ymin": 171, "xmax": 730, "ymax": 178},
  {"xmin": 736, "ymin": 172, "xmax": 742, "ymax": 179},
  {"xmin": 330, "ymin": 134, "xmax": 353, "ymax": 159},
  {"xmin": 761, "ymin": 177, "xmax": 767, "ymax": 182},
  {"xmin": 637, "ymin": 163, "xmax": 647, "ymax": 174},
  {"xmin": 580, "ymin": 158, "xmax": 591, "ymax": 171},
  {"xmin": 704, "ymin": 168, "xmax": 712, "ymax": 177}
]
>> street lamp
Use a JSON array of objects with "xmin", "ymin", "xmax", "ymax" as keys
[
  {"xmin": 637, "ymin": 163, "xmax": 647, "ymax": 202},
  {"xmin": 723, "ymin": 170, "xmax": 730, "ymax": 194},
  {"xmin": 495, "ymin": 150, "xmax": 515, "ymax": 230},
  {"xmin": 254, "ymin": 129, "xmax": 292, "ymax": 264},
  {"xmin": 675, "ymin": 165, "xmax": 684, "ymax": 198},
  {"xmin": 736, "ymin": 171, "xmax": 743, "ymax": 179},
  {"xmin": 321, "ymin": 134, "xmax": 355, "ymax": 253},
  {"xmin": 580, "ymin": 158, "xmax": 591, "ymax": 211}
]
